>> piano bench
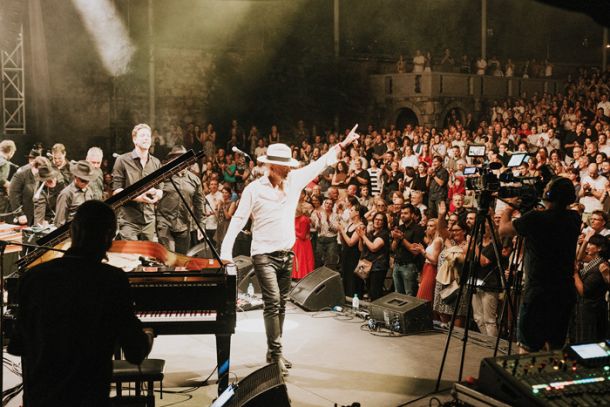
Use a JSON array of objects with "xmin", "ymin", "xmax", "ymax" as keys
[{"xmin": 111, "ymin": 359, "xmax": 165, "ymax": 407}]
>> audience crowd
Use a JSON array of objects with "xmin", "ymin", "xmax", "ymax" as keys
[{"xmin": 6, "ymin": 66, "xmax": 610, "ymax": 341}]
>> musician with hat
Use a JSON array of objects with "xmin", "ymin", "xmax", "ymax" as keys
[
  {"xmin": 220, "ymin": 125, "xmax": 360, "ymax": 376},
  {"xmin": 54, "ymin": 160, "xmax": 96, "ymax": 227},
  {"xmin": 156, "ymin": 145, "xmax": 205, "ymax": 254},
  {"xmin": 32, "ymin": 158, "xmax": 65, "ymax": 226}
]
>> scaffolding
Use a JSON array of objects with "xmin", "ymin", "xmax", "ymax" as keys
[{"xmin": 1, "ymin": 25, "xmax": 26, "ymax": 135}]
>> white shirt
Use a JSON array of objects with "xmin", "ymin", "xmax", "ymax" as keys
[
  {"xmin": 220, "ymin": 146, "xmax": 339, "ymax": 260},
  {"xmin": 579, "ymin": 174, "xmax": 609, "ymax": 213},
  {"xmin": 400, "ymin": 154, "xmax": 419, "ymax": 169}
]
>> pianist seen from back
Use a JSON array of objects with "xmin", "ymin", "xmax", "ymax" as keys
[
  {"xmin": 220, "ymin": 125, "xmax": 359, "ymax": 376},
  {"xmin": 8, "ymin": 200, "xmax": 154, "ymax": 407}
]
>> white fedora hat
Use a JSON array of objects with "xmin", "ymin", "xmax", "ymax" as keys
[{"xmin": 258, "ymin": 143, "xmax": 300, "ymax": 167}]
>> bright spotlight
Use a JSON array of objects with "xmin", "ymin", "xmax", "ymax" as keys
[{"xmin": 71, "ymin": 0, "xmax": 135, "ymax": 76}]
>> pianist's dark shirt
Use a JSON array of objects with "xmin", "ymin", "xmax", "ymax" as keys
[{"xmin": 8, "ymin": 249, "xmax": 150, "ymax": 407}]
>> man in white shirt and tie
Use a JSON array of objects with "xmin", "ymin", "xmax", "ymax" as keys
[{"xmin": 220, "ymin": 126, "xmax": 359, "ymax": 376}]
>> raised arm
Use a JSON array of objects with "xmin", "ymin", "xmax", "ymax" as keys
[{"xmin": 290, "ymin": 125, "xmax": 360, "ymax": 191}]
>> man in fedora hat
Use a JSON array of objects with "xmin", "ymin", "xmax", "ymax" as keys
[
  {"xmin": 156, "ymin": 145, "xmax": 205, "ymax": 254},
  {"xmin": 112, "ymin": 123, "xmax": 163, "ymax": 241},
  {"xmin": 220, "ymin": 125, "xmax": 359, "ymax": 375},
  {"xmin": 54, "ymin": 160, "xmax": 96, "ymax": 227},
  {"xmin": 32, "ymin": 159, "xmax": 65, "ymax": 226}
]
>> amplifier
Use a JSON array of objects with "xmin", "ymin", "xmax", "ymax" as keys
[
  {"xmin": 478, "ymin": 342, "xmax": 610, "ymax": 407},
  {"xmin": 368, "ymin": 292, "xmax": 432, "ymax": 334}
]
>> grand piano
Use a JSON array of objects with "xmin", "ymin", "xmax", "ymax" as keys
[{"xmin": 8, "ymin": 149, "xmax": 236, "ymax": 395}]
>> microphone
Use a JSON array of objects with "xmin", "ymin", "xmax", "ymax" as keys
[
  {"xmin": 46, "ymin": 152, "xmax": 53, "ymax": 159},
  {"xmin": 112, "ymin": 152, "xmax": 121, "ymax": 158},
  {"xmin": 231, "ymin": 146, "xmax": 251, "ymax": 160}
]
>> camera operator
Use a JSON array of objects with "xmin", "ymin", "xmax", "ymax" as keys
[{"xmin": 499, "ymin": 176, "xmax": 580, "ymax": 353}]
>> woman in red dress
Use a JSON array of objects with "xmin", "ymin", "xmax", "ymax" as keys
[{"xmin": 292, "ymin": 204, "xmax": 314, "ymax": 279}]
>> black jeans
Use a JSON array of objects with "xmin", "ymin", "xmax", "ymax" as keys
[{"xmin": 252, "ymin": 251, "xmax": 294, "ymax": 360}]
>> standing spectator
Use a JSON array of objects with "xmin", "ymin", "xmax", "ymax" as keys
[
  {"xmin": 475, "ymin": 56, "xmax": 487, "ymax": 75},
  {"xmin": 471, "ymin": 225, "xmax": 503, "ymax": 337},
  {"xmin": 505, "ymin": 59, "xmax": 515, "ymax": 77},
  {"xmin": 415, "ymin": 217, "xmax": 443, "ymax": 303},
  {"xmin": 459, "ymin": 55, "xmax": 471, "ymax": 74},
  {"xmin": 357, "ymin": 213, "xmax": 390, "ymax": 300},
  {"xmin": 292, "ymin": 203, "xmax": 314, "ymax": 279},
  {"xmin": 346, "ymin": 157, "xmax": 370, "ymax": 188},
  {"xmin": 412, "ymin": 50, "xmax": 425, "ymax": 73},
  {"xmin": 579, "ymin": 163, "xmax": 608, "ymax": 216},
  {"xmin": 433, "ymin": 216, "xmax": 469, "ymax": 327},
  {"xmin": 214, "ymin": 187, "xmax": 236, "ymax": 249},
  {"xmin": 427, "ymin": 156, "xmax": 449, "ymax": 217},
  {"xmin": 367, "ymin": 159, "xmax": 382, "ymax": 196},
  {"xmin": 338, "ymin": 203, "xmax": 365, "ymax": 297},
  {"xmin": 573, "ymin": 233, "xmax": 610, "ymax": 343},
  {"xmin": 396, "ymin": 55, "xmax": 406, "ymax": 73},
  {"xmin": 391, "ymin": 204, "xmax": 425, "ymax": 296},
  {"xmin": 311, "ymin": 199, "xmax": 339, "ymax": 268}
]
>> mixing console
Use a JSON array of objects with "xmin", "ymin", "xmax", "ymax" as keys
[{"xmin": 478, "ymin": 343, "xmax": 610, "ymax": 406}]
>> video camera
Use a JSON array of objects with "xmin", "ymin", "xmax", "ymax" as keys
[{"xmin": 463, "ymin": 146, "xmax": 553, "ymax": 212}]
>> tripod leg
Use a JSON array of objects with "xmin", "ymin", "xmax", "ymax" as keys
[{"xmin": 435, "ymin": 213, "xmax": 484, "ymax": 390}]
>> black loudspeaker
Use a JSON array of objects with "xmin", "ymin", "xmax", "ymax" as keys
[
  {"xmin": 289, "ymin": 266, "xmax": 345, "ymax": 311},
  {"xmin": 234, "ymin": 255, "xmax": 261, "ymax": 294},
  {"xmin": 216, "ymin": 363, "xmax": 290, "ymax": 407},
  {"xmin": 369, "ymin": 292, "xmax": 432, "ymax": 334}
]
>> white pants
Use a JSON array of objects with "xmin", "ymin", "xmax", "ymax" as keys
[{"xmin": 472, "ymin": 290, "xmax": 499, "ymax": 337}]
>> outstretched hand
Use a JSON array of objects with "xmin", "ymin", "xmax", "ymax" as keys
[{"xmin": 340, "ymin": 124, "xmax": 360, "ymax": 149}]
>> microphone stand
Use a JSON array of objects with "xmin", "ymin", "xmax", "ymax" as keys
[{"xmin": 0, "ymin": 240, "xmax": 66, "ymax": 399}]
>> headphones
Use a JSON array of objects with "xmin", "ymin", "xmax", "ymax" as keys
[{"xmin": 544, "ymin": 176, "xmax": 576, "ymax": 204}]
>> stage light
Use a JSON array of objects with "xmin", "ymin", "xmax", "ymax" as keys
[{"xmin": 71, "ymin": 0, "xmax": 135, "ymax": 76}]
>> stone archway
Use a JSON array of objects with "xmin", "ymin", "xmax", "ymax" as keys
[
  {"xmin": 395, "ymin": 107, "xmax": 419, "ymax": 130},
  {"xmin": 441, "ymin": 101, "xmax": 468, "ymax": 128}
]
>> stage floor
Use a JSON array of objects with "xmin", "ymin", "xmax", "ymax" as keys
[{"xmin": 5, "ymin": 303, "xmax": 497, "ymax": 407}]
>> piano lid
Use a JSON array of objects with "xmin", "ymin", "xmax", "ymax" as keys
[{"xmin": 16, "ymin": 149, "xmax": 207, "ymax": 269}]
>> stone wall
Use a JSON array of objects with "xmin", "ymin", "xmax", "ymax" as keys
[{"xmin": 44, "ymin": 47, "xmax": 219, "ymax": 158}]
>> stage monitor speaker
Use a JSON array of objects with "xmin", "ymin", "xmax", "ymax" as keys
[
  {"xmin": 369, "ymin": 292, "xmax": 432, "ymax": 334},
  {"xmin": 212, "ymin": 363, "xmax": 290, "ymax": 407},
  {"xmin": 234, "ymin": 256, "xmax": 261, "ymax": 294},
  {"xmin": 289, "ymin": 266, "xmax": 344, "ymax": 311}
]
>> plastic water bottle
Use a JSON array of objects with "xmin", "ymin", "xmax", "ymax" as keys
[
  {"xmin": 352, "ymin": 294, "xmax": 360, "ymax": 311},
  {"xmin": 247, "ymin": 282, "xmax": 255, "ymax": 297}
]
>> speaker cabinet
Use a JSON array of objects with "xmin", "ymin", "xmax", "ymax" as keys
[
  {"xmin": 214, "ymin": 363, "xmax": 290, "ymax": 407},
  {"xmin": 369, "ymin": 292, "xmax": 432, "ymax": 334},
  {"xmin": 234, "ymin": 255, "xmax": 261, "ymax": 294},
  {"xmin": 289, "ymin": 266, "xmax": 345, "ymax": 311}
]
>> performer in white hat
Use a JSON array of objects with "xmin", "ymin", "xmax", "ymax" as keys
[{"xmin": 220, "ymin": 125, "xmax": 359, "ymax": 375}]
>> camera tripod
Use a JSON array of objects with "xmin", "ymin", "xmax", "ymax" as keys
[
  {"xmin": 435, "ymin": 190, "xmax": 517, "ymax": 390},
  {"xmin": 492, "ymin": 234, "xmax": 525, "ymax": 357}
]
